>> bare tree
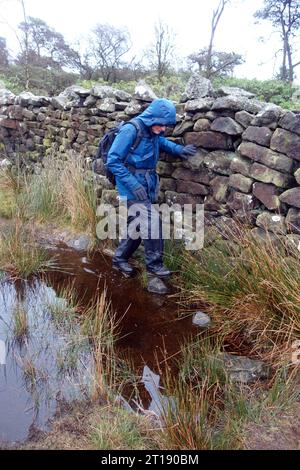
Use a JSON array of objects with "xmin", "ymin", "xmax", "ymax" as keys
[
  {"xmin": 146, "ymin": 20, "xmax": 176, "ymax": 81},
  {"xmin": 89, "ymin": 24, "xmax": 131, "ymax": 82},
  {"xmin": 255, "ymin": 0, "xmax": 300, "ymax": 82},
  {"xmin": 206, "ymin": 0, "xmax": 230, "ymax": 78},
  {"xmin": 187, "ymin": 0, "xmax": 233, "ymax": 79}
]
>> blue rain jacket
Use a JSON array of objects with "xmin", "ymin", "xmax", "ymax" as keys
[{"xmin": 107, "ymin": 99, "xmax": 184, "ymax": 202}]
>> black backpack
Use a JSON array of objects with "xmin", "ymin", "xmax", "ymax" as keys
[{"xmin": 92, "ymin": 119, "xmax": 142, "ymax": 186}]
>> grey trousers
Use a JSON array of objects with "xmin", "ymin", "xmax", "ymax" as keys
[{"xmin": 113, "ymin": 200, "xmax": 163, "ymax": 270}]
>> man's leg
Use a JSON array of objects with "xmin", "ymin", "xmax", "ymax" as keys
[{"xmin": 112, "ymin": 204, "xmax": 141, "ymax": 276}]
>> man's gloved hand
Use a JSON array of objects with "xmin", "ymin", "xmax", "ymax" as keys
[
  {"xmin": 180, "ymin": 144, "xmax": 197, "ymax": 159},
  {"xmin": 132, "ymin": 185, "xmax": 148, "ymax": 201}
]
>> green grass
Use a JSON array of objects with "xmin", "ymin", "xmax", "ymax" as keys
[{"xmin": 0, "ymin": 221, "xmax": 57, "ymax": 279}]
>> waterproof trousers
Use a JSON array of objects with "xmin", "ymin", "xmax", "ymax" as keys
[{"xmin": 113, "ymin": 200, "xmax": 164, "ymax": 271}]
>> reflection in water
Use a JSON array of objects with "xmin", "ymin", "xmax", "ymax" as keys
[
  {"xmin": 0, "ymin": 245, "xmax": 196, "ymax": 444},
  {"xmin": 0, "ymin": 277, "xmax": 92, "ymax": 444}
]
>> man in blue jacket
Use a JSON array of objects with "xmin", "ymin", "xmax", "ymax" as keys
[{"xmin": 107, "ymin": 98, "xmax": 197, "ymax": 277}]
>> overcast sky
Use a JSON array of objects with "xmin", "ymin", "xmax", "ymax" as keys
[{"xmin": 0, "ymin": 0, "xmax": 290, "ymax": 81}]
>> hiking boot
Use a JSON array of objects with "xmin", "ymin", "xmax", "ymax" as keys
[
  {"xmin": 147, "ymin": 265, "xmax": 171, "ymax": 278},
  {"xmin": 112, "ymin": 261, "xmax": 135, "ymax": 277}
]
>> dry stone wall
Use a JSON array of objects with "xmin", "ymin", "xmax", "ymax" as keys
[{"xmin": 0, "ymin": 76, "xmax": 300, "ymax": 243}]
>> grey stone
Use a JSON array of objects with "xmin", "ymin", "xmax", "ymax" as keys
[
  {"xmin": 228, "ymin": 192, "xmax": 255, "ymax": 212},
  {"xmin": 204, "ymin": 151, "xmax": 236, "ymax": 175},
  {"xmin": 124, "ymin": 102, "xmax": 143, "ymax": 116},
  {"xmin": 250, "ymin": 163, "xmax": 294, "ymax": 188},
  {"xmin": 238, "ymin": 142, "xmax": 294, "ymax": 173},
  {"xmin": 157, "ymin": 161, "xmax": 173, "ymax": 176},
  {"xmin": 216, "ymin": 86, "xmax": 255, "ymax": 99},
  {"xmin": 134, "ymin": 80, "xmax": 157, "ymax": 102},
  {"xmin": 181, "ymin": 73, "xmax": 213, "ymax": 101},
  {"xmin": 181, "ymin": 149, "xmax": 208, "ymax": 170},
  {"xmin": 185, "ymin": 131, "xmax": 233, "ymax": 150},
  {"xmin": 279, "ymin": 111, "xmax": 300, "ymax": 136},
  {"xmin": 229, "ymin": 174, "xmax": 253, "ymax": 193},
  {"xmin": 66, "ymin": 235, "xmax": 93, "ymax": 251},
  {"xmin": 286, "ymin": 234, "xmax": 300, "ymax": 252},
  {"xmin": 184, "ymin": 98, "xmax": 214, "ymax": 112},
  {"xmin": 256, "ymin": 212, "xmax": 286, "ymax": 234},
  {"xmin": 193, "ymin": 118, "xmax": 211, "ymax": 131},
  {"xmin": 253, "ymin": 182, "xmax": 281, "ymax": 210},
  {"xmin": 172, "ymin": 167, "xmax": 210, "ymax": 185},
  {"xmin": 220, "ymin": 353, "xmax": 269, "ymax": 383},
  {"xmin": 160, "ymin": 178, "xmax": 176, "ymax": 191},
  {"xmin": 91, "ymin": 85, "xmax": 115, "ymax": 98},
  {"xmin": 172, "ymin": 120, "xmax": 194, "ymax": 136},
  {"xmin": 251, "ymin": 105, "xmax": 283, "ymax": 127},
  {"xmin": 279, "ymin": 188, "xmax": 300, "ymax": 209},
  {"xmin": 192, "ymin": 311, "xmax": 211, "ymax": 328},
  {"xmin": 211, "ymin": 117, "xmax": 244, "ymax": 136},
  {"xmin": 176, "ymin": 179, "xmax": 209, "ymax": 195},
  {"xmin": 235, "ymin": 110, "xmax": 254, "ymax": 128},
  {"xmin": 242, "ymin": 126, "xmax": 273, "ymax": 147},
  {"xmin": 286, "ymin": 208, "xmax": 300, "ymax": 234},
  {"xmin": 101, "ymin": 189, "xmax": 119, "ymax": 207},
  {"xmin": 147, "ymin": 276, "xmax": 169, "ymax": 295},
  {"xmin": 271, "ymin": 128, "xmax": 300, "ymax": 161},
  {"xmin": 66, "ymin": 85, "xmax": 91, "ymax": 97},
  {"xmin": 83, "ymin": 95, "xmax": 97, "ymax": 107},
  {"xmin": 0, "ymin": 88, "xmax": 15, "ymax": 106},
  {"xmin": 295, "ymin": 168, "xmax": 300, "ymax": 185},
  {"xmin": 212, "ymin": 95, "xmax": 264, "ymax": 114},
  {"xmin": 98, "ymin": 98, "xmax": 116, "ymax": 113},
  {"xmin": 230, "ymin": 154, "xmax": 251, "ymax": 177},
  {"xmin": 210, "ymin": 176, "xmax": 229, "ymax": 202},
  {"xmin": 165, "ymin": 191, "xmax": 203, "ymax": 206}
]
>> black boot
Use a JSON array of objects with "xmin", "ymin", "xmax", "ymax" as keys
[
  {"xmin": 112, "ymin": 260, "xmax": 135, "ymax": 277},
  {"xmin": 147, "ymin": 265, "xmax": 171, "ymax": 277}
]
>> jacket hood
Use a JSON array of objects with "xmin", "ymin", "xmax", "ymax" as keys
[{"xmin": 138, "ymin": 98, "xmax": 177, "ymax": 127}]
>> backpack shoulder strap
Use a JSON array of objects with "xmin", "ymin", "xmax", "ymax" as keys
[{"xmin": 124, "ymin": 119, "xmax": 143, "ymax": 151}]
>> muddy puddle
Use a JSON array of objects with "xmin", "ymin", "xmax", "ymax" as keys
[{"xmin": 0, "ymin": 242, "xmax": 197, "ymax": 444}]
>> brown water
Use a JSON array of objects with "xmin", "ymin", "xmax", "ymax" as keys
[{"xmin": 0, "ymin": 243, "xmax": 197, "ymax": 444}]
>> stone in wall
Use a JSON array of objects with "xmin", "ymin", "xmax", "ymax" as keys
[
  {"xmin": 172, "ymin": 167, "xmax": 210, "ymax": 185},
  {"xmin": 250, "ymin": 163, "xmax": 294, "ymax": 188},
  {"xmin": 286, "ymin": 208, "xmax": 300, "ymax": 234},
  {"xmin": 279, "ymin": 111, "xmax": 300, "ymax": 136},
  {"xmin": 193, "ymin": 118, "xmax": 211, "ymax": 131},
  {"xmin": 165, "ymin": 191, "xmax": 204, "ymax": 207},
  {"xmin": 210, "ymin": 117, "xmax": 244, "ymax": 136},
  {"xmin": 210, "ymin": 176, "xmax": 229, "ymax": 202},
  {"xmin": 176, "ymin": 180, "xmax": 209, "ymax": 196},
  {"xmin": 242, "ymin": 126, "xmax": 273, "ymax": 147},
  {"xmin": 185, "ymin": 131, "xmax": 233, "ymax": 150},
  {"xmin": 279, "ymin": 188, "xmax": 300, "ymax": 209},
  {"xmin": 204, "ymin": 150, "xmax": 236, "ymax": 176},
  {"xmin": 252, "ymin": 182, "xmax": 281, "ymax": 211},
  {"xmin": 184, "ymin": 98, "xmax": 214, "ymax": 112},
  {"xmin": 235, "ymin": 110, "xmax": 255, "ymax": 128},
  {"xmin": 270, "ymin": 128, "xmax": 300, "ymax": 161},
  {"xmin": 229, "ymin": 174, "xmax": 253, "ymax": 193},
  {"xmin": 294, "ymin": 168, "xmax": 300, "ymax": 184},
  {"xmin": 181, "ymin": 73, "xmax": 213, "ymax": 102},
  {"xmin": 251, "ymin": 105, "xmax": 283, "ymax": 127},
  {"xmin": 230, "ymin": 154, "xmax": 251, "ymax": 177},
  {"xmin": 238, "ymin": 141, "xmax": 294, "ymax": 173},
  {"xmin": 256, "ymin": 212, "xmax": 287, "ymax": 235},
  {"xmin": 212, "ymin": 95, "xmax": 264, "ymax": 114},
  {"xmin": 134, "ymin": 80, "xmax": 158, "ymax": 102}
]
